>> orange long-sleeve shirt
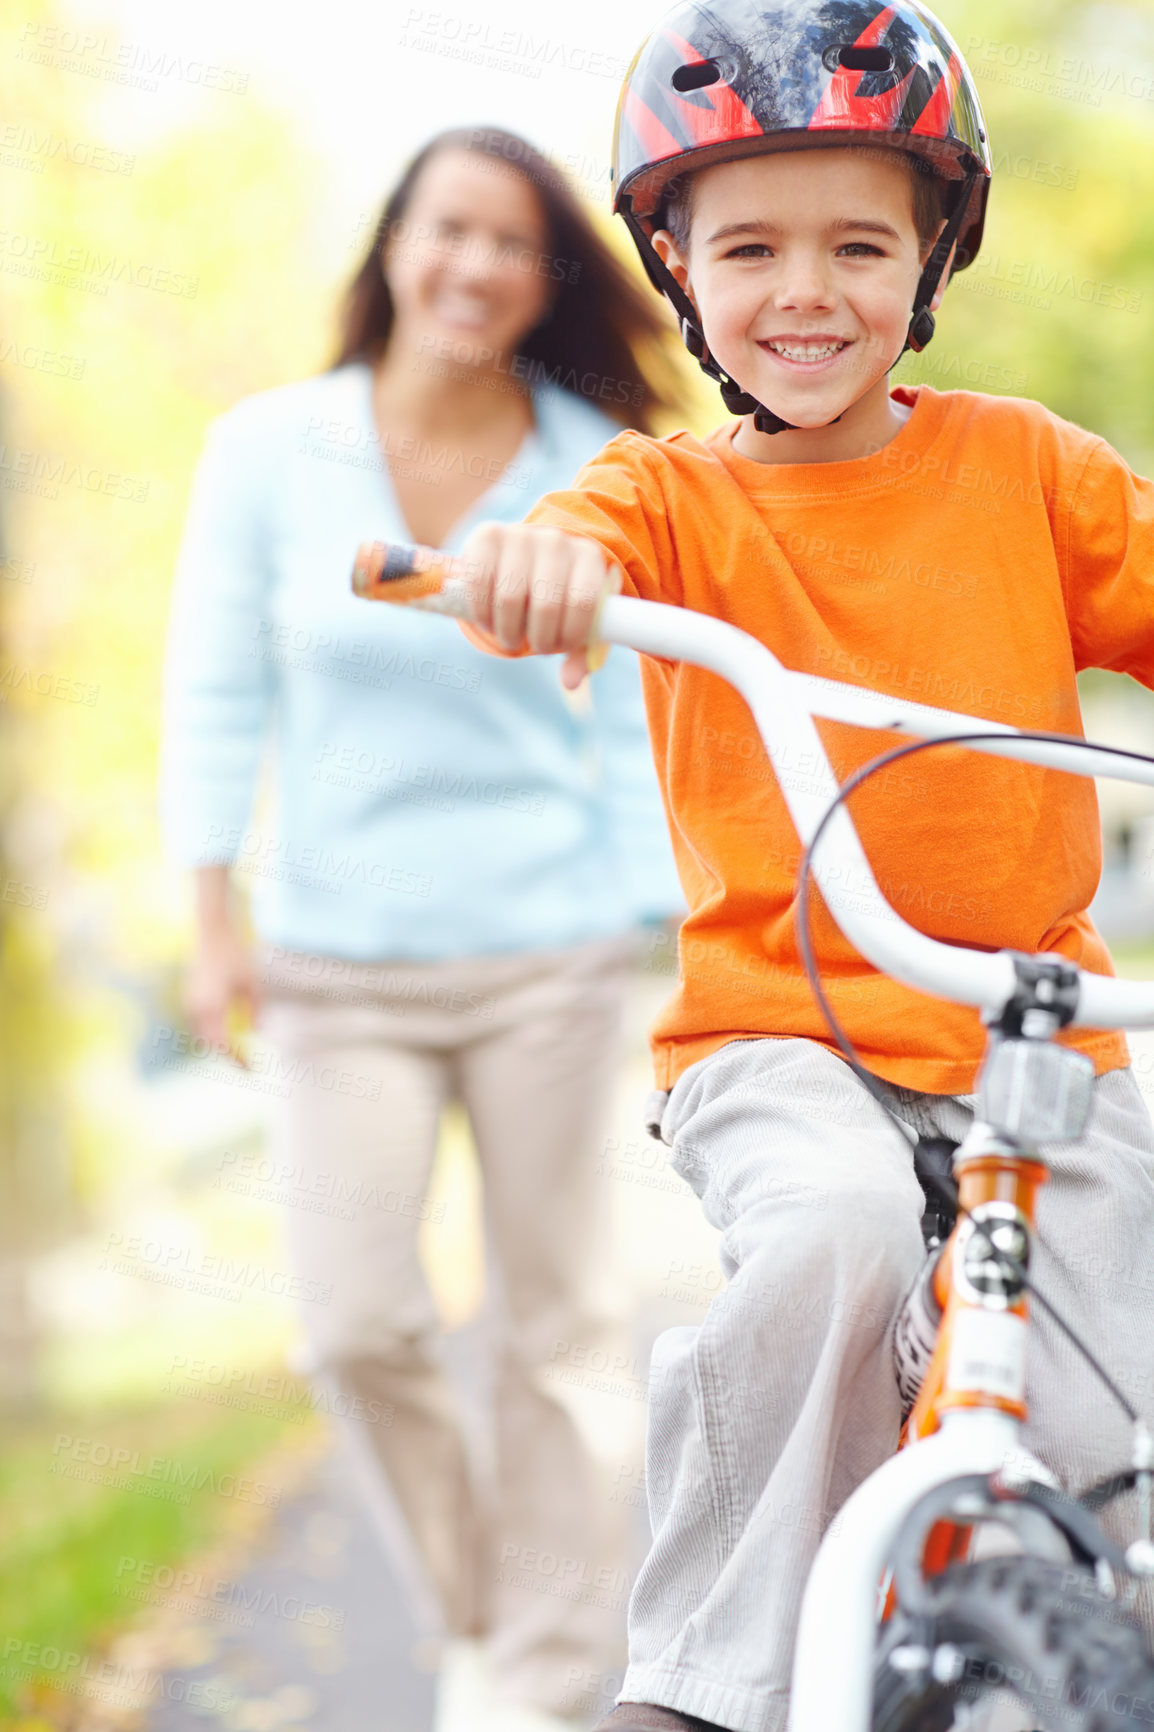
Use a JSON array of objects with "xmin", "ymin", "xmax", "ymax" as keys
[{"xmin": 474, "ymin": 385, "xmax": 1154, "ymax": 1093}]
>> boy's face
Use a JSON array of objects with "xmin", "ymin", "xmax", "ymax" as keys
[{"xmin": 653, "ymin": 147, "xmax": 940, "ymax": 434}]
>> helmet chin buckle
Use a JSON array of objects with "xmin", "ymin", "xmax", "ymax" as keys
[
  {"xmin": 680, "ymin": 316, "xmax": 707, "ymax": 360},
  {"xmin": 753, "ymin": 405, "xmax": 797, "ymax": 435},
  {"xmin": 752, "ymin": 405, "xmax": 844, "ymax": 435},
  {"xmin": 906, "ymin": 306, "xmax": 937, "ymax": 353}
]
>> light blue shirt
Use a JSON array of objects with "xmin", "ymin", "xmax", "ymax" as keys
[{"xmin": 161, "ymin": 363, "xmax": 682, "ymax": 960}]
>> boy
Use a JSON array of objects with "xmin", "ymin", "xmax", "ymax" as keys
[{"xmin": 449, "ymin": 2, "xmax": 1154, "ymax": 1727}]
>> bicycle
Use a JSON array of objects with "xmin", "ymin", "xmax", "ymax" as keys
[{"xmin": 351, "ymin": 537, "xmax": 1154, "ymax": 1732}]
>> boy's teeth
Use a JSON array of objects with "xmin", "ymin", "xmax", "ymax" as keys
[{"xmin": 769, "ymin": 340, "xmax": 845, "ymax": 360}]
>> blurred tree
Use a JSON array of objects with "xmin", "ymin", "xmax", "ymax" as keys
[
  {"xmin": 896, "ymin": 0, "xmax": 1154, "ymax": 471},
  {"xmin": 0, "ymin": 0, "xmax": 1150, "ymax": 1413},
  {"xmin": 0, "ymin": 0, "xmax": 334, "ymax": 1405},
  {"xmin": 0, "ymin": 463, "xmax": 73, "ymax": 1412},
  {"xmin": 0, "ymin": 0, "xmax": 86, "ymax": 1411}
]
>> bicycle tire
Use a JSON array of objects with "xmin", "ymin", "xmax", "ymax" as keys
[{"xmin": 872, "ymin": 1555, "xmax": 1154, "ymax": 1732}]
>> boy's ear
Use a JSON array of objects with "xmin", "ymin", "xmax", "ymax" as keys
[{"xmin": 652, "ymin": 229, "xmax": 698, "ymax": 316}]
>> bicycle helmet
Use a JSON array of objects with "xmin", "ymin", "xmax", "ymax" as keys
[{"xmin": 611, "ymin": 0, "xmax": 992, "ymax": 433}]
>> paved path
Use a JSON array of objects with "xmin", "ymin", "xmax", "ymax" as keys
[
  {"xmin": 141, "ymin": 1440, "xmax": 435, "ymax": 1732},
  {"xmin": 132, "ymin": 1301, "xmax": 668, "ymax": 1732},
  {"xmin": 131, "ymin": 965, "xmax": 1146, "ymax": 1732}
]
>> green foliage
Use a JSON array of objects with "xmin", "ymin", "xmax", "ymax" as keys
[
  {"xmin": 0, "ymin": 0, "xmax": 1151, "ymax": 1687},
  {"xmin": 0, "ymin": 0, "xmax": 340, "ymax": 1287},
  {"xmin": 3, "ymin": 0, "xmax": 1150, "ymax": 1033},
  {"xmin": 0, "ymin": 1400, "xmax": 308, "ymax": 1723},
  {"xmin": 895, "ymin": 0, "xmax": 1154, "ymax": 471}
]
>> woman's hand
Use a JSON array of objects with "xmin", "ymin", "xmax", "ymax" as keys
[
  {"xmin": 186, "ymin": 867, "xmax": 261, "ymax": 1065},
  {"xmin": 459, "ymin": 523, "xmax": 622, "ymax": 689}
]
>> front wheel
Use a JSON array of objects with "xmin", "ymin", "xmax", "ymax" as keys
[{"xmin": 873, "ymin": 1555, "xmax": 1154, "ymax": 1732}]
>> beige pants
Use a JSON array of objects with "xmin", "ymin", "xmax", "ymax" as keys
[{"xmin": 260, "ymin": 936, "xmax": 637, "ymax": 1714}]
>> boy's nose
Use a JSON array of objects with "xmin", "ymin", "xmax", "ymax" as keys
[{"xmin": 771, "ymin": 252, "xmax": 835, "ymax": 311}]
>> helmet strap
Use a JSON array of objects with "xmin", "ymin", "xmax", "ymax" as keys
[
  {"xmin": 902, "ymin": 169, "xmax": 979, "ymax": 357},
  {"xmin": 621, "ymin": 204, "xmax": 800, "ymax": 432}
]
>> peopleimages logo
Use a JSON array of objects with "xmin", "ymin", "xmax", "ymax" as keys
[
  {"xmin": 0, "ymin": 231, "xmax": 197, "ymax": 298},
  {"xmin": 98, "ymin": 1232, "xmax": 333, "ymax": 1307},
  {"xmin": 0, "ymin": 443, "xmax": 149, "ymax": 500},
  {"xmin": 15, "ymin": 22, "xmax": 249, "ymax": 94},
  {"xmin": 966, "ymin": 253, "xmax": 1141, "ymax": 315},
  {"xmin": 114, "ymin": 1556, "xmax": 345, "ymax": 1627},
  {"xmin": 398, "ymin": 9, "xmax": 629, "ymax": 82},
  {"xmin": 0, "ymin": 123, "xmax": 136, "ymax": 174},
  {"xmin": 151, "ymin": 1026, "xmax": 382, "ymax": 1101},
  {"xmin": 415, "ymin": 333, "xmax": 645, "ymax": 409},
  {"xmin": 0, "ymin": 338, "xmax": 86, "ymax": 378},
  {"xmin": 50, "ymin": 1434, "xmax": 282, "ymax": 1506},
  {"xmin": 253, "ymin": 618, "xmax": 482, "ymax": 693},
  {"xmin": 0, "ymin": 1639, "xmax": 234, "ymax": 1713},
  {"xmin": 0, "ymin": 661, "xmax": 99, "ymax": 705},
  {"xmin": 966, "ymin": 35, "xmax": 1154, "ymax": 106},
  {"xmin": 204, "ymin": 824, "xmax": 433, "ymax": 898},
  {"xmin": 164, "ymin": 1354, "xmax": 393, "ymax": 1425},
  {"xmin": 213, "ymin": 1149, "xmax": 439, "ymax": 1220}
]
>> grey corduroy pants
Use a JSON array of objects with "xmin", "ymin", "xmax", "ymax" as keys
[{"xmin": 621, "ymin": 1037, "xmax": 1154, "ymax": 1732}]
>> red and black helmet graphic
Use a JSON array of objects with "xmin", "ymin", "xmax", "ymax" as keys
[{"xmin": 613, "ymin": 0, "xmax": 992, "ymax": 272}]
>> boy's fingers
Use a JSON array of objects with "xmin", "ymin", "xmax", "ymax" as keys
[
  {"xmin": 457, "ymin": 525, "xmax": 500, "ymax": 632},
  {"xmin": 526, "ymin": 532, "xmax": 577, "ymax": 653},
  {"xmin": 558, "ymin": 545, "xmax": 621, "ymax": 656},
  {"xmin": 560, "ymin": 649, "xmax": 591, "ymax": 690},
  {"xmin": 459, "ymin": 555, "xmax": 496, "ymax": 633},
  {"xmin": 492, "ymin": 537, "xmax": 533, "ymax": 651},
  {"xmin": 458, "ymin": 526, "xmax": 618, "ymax": 658}
]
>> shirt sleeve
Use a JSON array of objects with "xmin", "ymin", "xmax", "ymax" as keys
[
  {"xmin": 524, "ymin": 431, "xmax": 679, "ymax": 604},
  {"xmin": 585, "ymin": 646, "xmax": 686, "ymax": 926},
  {"xmin": 1063, "ymin": 435, "xmax": 1154, "ymax": 686},
  {"xmin": 159, "ymin": 412, "xmax": 276, "ymax": 865}
]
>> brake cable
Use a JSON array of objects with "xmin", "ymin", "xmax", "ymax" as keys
[{"xmin": 794, "ymin": 725, "xmax": 1154, "ymax": 1479}]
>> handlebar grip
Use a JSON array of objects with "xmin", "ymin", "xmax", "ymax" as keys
[
  {"xmin": 351, "ymin": 536, "xmax": 611, "ymax": 671},
  {"xmin": 352, "ymin": 540, "xmax": 462, "ymax": 605}
]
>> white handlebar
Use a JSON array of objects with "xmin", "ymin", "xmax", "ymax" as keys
[
  {"xmin": 592, "ymin": 594, "xmax": 1154, "ymax": 1033},
  {"xmin": 395, "ymin": 575, "xmax": 1154, "ymax": 1032}
]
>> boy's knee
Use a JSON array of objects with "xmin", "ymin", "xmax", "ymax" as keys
[
  {"xmin": 735, "ymin": 1181, "xmax": 922, "ymax": 1312},
  {"xmin": 827, "ymin": 1184, "xmax": 924, "ymax": 1288}
]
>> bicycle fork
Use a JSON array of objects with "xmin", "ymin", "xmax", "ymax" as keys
[{"xmin": 788, "ymin": 1114, "xmax": 1057, "ymax": 1732}]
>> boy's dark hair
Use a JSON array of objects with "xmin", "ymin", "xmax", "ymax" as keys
[{"xmin": 662, "ymin": 149, "xmax": 947, "ymax": 263}]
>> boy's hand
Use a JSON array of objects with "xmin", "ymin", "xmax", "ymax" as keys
[{"xmin": 458, "ymin": 523, "xmax": 622, "ymax": 690}]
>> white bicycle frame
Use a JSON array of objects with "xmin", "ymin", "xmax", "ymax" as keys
[
  {"xmin": 584, "ymin": 595, "xmax": 1154, "ymax": 1732},
  {"xmin": 397, "ymin": 572, "xmax": 1154, "ymax": 1732}
]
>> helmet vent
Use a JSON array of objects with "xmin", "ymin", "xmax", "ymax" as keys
[
  {"xmin": 825, "ymin": 44, "xmax": 896, "ymax": 73},
  {"xmin": 671, "ymin": 58, "xmax": 723, "ymax": 92}
]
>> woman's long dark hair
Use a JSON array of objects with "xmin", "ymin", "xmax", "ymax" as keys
[{"xmin": 332, "ymin": 126, "xmax": 688, "ymax": 436}]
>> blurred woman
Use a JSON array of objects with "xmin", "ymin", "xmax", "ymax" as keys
[{"xmin": 161, "ymin": 128, "xmax": 686, "ymax": 1731}]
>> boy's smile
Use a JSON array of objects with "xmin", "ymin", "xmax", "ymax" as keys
[{"xmin": 653, "ymin": 147, "xmax": 947, "ymax": 464}]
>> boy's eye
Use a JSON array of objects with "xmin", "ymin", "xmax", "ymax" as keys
[{"xmin": 720, "ymin": 240, "xmax": 887, "ymax": 261}]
